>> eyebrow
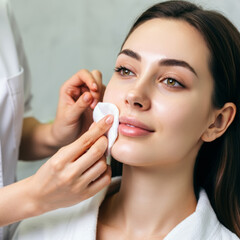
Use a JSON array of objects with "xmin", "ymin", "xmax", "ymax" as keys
[
  {"xmin": 118, "ymin": 49, "xmax": 141, "ymax": 61},
  {"xmin": 159, "ymin": 59, "xmax": 198, "ymax": 77},
  {"xmin": 118, "ymin": 48, "xmax": 198, "ymax": 77}
]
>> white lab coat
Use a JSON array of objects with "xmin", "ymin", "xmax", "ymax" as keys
[
  {"xmin": 13, "ymin": 177, "xmax": 239, "ymax": 240},
  {"xmin": 0, "ymin": 0, "xmax": 32, "ymax": 239}
]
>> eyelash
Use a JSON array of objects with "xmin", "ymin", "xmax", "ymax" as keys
[
  {"xmin": 114, "ymin": 66, "xmax": 134, "ymax": 76},
  {"xmin": 162, "ymin": 78, "xmax": 185, "ymax": 88},
  {"xmin": 114, "ymin": 65, "xmax": 185, "ymax": 88}
]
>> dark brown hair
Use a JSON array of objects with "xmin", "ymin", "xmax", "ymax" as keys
[{"xmin": 112, "ymin": 0, "xmax": 240, "ymax": 236}]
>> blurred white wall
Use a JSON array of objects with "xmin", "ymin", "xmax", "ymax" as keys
[{"xmin": 12, "ymin": 0, "xmax": 239, "ymax": 179}]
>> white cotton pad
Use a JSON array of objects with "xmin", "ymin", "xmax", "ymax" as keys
[{"xmin": 93, "ymin": 102, "xmax": 119, "ymax": 156}]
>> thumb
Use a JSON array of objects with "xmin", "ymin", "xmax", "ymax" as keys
[{"xmin": 70, "ymin": 92, "xmax": 93, "ymax": 119}]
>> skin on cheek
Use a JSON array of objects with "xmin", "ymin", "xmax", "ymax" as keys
[
  {"xmin": 103, "ymin": 79, "xmax": 128, "ymax": 111},
  {"xmin": 103, "ymin": 79, "xmax": 118, "ymax": 103}
]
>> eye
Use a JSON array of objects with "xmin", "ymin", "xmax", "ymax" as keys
[
  {"xmin": 162, "ymin": 78, "xmax": 184, "ymax": 88},
  {"xmin": 114, "ymin": 66, "xmax": 134, "ymax": 77}
]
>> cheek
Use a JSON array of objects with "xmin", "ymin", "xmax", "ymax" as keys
[
  {"xmin": 103, "ymin": 80, "xmax": 121, "ymax": 103},
  {"xmin": 103, "ymin": 84, "xmax": 112, "ymax": 103},
  {"xmin": 154, "ymin": 93, "xmax": 212, "ymax": 158},
  {"xmin": 153, "ymin": 94, "xmax": 211, "ymax": 162},
  {"xmin": 103, "ymin": 79, "xmax": 128, "ymax": 115},
  {"xmin": 156, "ymin": 97, "xmax": 207, "ymax": 137}
]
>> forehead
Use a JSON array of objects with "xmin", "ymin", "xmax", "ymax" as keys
[{"xmin": 122, "ymin": 19, "xmax": 210, "ymax": 75}]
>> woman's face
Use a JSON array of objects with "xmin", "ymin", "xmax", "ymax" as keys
[{"xmin": 103, "ymin": 19, "xmax": 215, "ymax": 167}]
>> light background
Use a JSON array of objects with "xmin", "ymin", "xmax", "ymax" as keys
[{"xmin": 11, "ymin": 0, "xmax": 240, "ymax": 180}]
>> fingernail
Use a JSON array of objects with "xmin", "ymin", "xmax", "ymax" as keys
[
  {"xmin": 92, "ymin": 83, "xmax": 98, "ymax": 91},
  {"xmin": 105, "ymin": 115, "xmax": 113, "ymax": 125},
  {"xmin": 90, "ymin": 99, "xmax": 98, "ymax": 108},
  {"xmin": 83, "ymin": 93, "xmax": 91, "ymax": 102}
]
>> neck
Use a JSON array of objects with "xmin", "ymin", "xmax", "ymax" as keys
[{"xmin": 101, "ymin": 161, "xmax": 197, "ymax": 238}]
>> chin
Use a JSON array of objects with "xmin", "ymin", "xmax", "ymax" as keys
[{"xmin": 110, "ymin": 140, "xmax": 152, "ymax": 167}]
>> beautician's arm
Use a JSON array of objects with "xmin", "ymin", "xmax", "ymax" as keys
[
  {"xmin": 0, "ymin": 115, "xmax": 113, "ymax": 227},
  {"xmin": 19, "ymin": 69, "xmax": 104, "ymax": 160}
]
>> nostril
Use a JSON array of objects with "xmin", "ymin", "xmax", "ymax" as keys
[
  {"xmin": 125, "ymin": 93, "xmax": 149, "ymax": 110},
  {"xmin": 134, "ymin": 102, "xmax": 143, "ymax": 108}
]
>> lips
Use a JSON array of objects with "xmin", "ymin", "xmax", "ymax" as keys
[{"xmin": 119, "ymin": 116, "xmax": 154, "ymax": 137}]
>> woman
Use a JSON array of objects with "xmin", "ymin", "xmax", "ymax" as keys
[{"xmin": 13, "ymin": 1, "xmax": 240, "ymax": 239}]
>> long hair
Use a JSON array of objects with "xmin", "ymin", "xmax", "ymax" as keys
[{"xmin": 112, "ymin": 0, "xmax": 240, "ymax": 236}]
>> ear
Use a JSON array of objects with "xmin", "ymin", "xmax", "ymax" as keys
[{"xmin": 201, "ymin": 102, "xmax": 236, "ymax": 142}]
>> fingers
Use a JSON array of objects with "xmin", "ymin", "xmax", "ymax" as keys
[
  {"xmin": 91, "ymin": 70, "xmax": 102, "ymax": 90},
  {"xmin": 62, "ymin": 69, "xmax": 99, "ymax": 93},
  {"xmin": 69, "ymin": 91, "xmax": 94, "ymax": 120},
  {"xmin": 56, "ymin": 114, "xmax": 113, "ymax": 163},
  {"xmin": 86, "ymin": 165, "xmax": 112, "ymax": 197},
  {"xmin": 91, "ymin": 70, "xmax": 103, "ymax": 108},
  {"xmin": 62, "ymin": 69, "xmax": 103, "ymax": 120},
  {"xmin": 73, "ymin": 70, "xmax": 101, "ymax": 107},
  {"xmin": 79, "ymin": 156, "xmax": 108, "ymax": 186},
  {"xmin": 70, "ymin": 164, "xmax": 111, "ymax": 202},
  {"xmin": 72, "ymin": 135, "xmax": 108, "ymax": 176}
]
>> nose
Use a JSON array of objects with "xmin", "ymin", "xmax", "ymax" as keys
[{"xmin": 125, "ymin": 84, "xmax": 151, "ymax": 111}]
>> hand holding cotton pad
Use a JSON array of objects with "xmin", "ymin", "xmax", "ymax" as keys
[{"xmin": 93, "ymin": 102, "xmax": 119, "ymax": 156}]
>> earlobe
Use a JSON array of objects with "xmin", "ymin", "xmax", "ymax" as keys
[{"xmin": 201, "ymin": 102, "xmax": 236, "ymax": 142}]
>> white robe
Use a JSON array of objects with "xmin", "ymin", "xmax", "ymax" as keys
[{"xmin": 13, "ymin": 177, "xmax": 239, "ymax": 240}]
